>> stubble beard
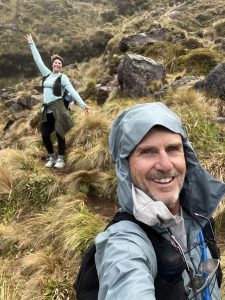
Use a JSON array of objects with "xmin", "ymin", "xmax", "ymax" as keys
[{"xmin": 138, "ymin": 172, "xmax": 185, "ymax": 211}]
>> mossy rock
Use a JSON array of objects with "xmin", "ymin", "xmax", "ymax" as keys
[
  {"xmin": 181, "ymin": 38, "xmax": 204, "ymax": 49},
  {"xmin": 195, "ymin": 13, "xmax": 211, "ymax": 23},
  {"xmin": 176, "ymin": 48, "xmax": 223, "ymax": 76},
  {"xmin": 144, "ymin": 41, "xmax": 186, "ymax": 71},
  {"xmin": 195, "ymin": 9, "xmax": 216, "ymax": 23}
]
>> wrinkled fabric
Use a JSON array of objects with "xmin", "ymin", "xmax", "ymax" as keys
[
  {"xmin": 95, "ymin": 102, "xmax": 225, "ymax": 300},
  {"xmin": 132, "ymin": 185, "xmax": 178, "ymax": 228},
  {"xmin": 41, "ymin": 99, "xmax": 74, "ymax": 138}
]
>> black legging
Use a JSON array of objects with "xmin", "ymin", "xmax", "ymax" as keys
[{"xmin": 41, "ymin": 112, "xmax": 65, "ymax": 155}]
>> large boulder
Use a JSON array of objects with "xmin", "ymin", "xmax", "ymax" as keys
[
  {"xmin": 194, "ymin": 63, "xmax": 225, "ymax": 100},
  {"xmin": 118, "ymin": 54, "xmax": 166, "ymax": 98},
  {"xmin": 119, "ymin": 28, "xmax": 185, "ymax": 53}
]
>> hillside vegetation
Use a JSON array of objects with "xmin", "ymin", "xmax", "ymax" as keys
[{"xmin": 1, "ymin": 0, "xmax": 225, "ymax": 299}]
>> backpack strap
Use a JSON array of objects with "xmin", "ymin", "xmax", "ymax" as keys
[
  {"xmin": 202, "ymin": 217, "xmax": 223, "ymax": 288},
  {"xmin": 42, "ymin": 73, "xmax": 51, "ymax": 93},
  {"xmin": 53, "ymin": 75, "xmax": 62, "ymax": 96}
]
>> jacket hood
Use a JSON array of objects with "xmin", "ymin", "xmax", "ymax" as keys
[{"xmin": 109, "ymin": 102, "xmax": 225, "ymax": 221}]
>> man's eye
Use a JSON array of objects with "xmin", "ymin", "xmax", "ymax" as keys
[
  {"xmin": 141, "ymin": 149, "xmax": 154, "ymax": 155},
  {"xmin": 167, "ymin": 146, "xmax": 182, "ymax": 153}
]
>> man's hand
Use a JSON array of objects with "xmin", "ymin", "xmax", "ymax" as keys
[{"xmin": 24, "ymin": 33, "xmax": 33, "ymax": 43}]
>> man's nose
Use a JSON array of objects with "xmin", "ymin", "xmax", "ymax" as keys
[{"xmin": 155, "ymin": 152, "xmax": 173, "ymax": 171}]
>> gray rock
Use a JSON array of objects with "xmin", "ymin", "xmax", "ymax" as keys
[
  {"xmin": 216, "ymin": 117, "xmax": 225, "ymax": 123},
  {"xmin": 96, "ymin": 86, "xmax": 112, "ymax": 105},
  {"xmin": 96, "ymin": 75, "xmax": 119, "ymax": 105},
  {"xmin": 118, "ymin": 54, "xmax": 166, "ymax": 98},
  {"xmin": 119, "ymin": 28, "xmax": 185, "ymax": 52},
  {"xmin": 9, "ymin": 103, "xmax": 25, "ymax": 113},
  {"xmin": 153, "ymin": 84, "xmax": 168, "ymax": 99},
  {"xmin": 17, "ymin": 94, "xmax": 40, "ymax": 109},
  {"xmin": 194, "ymin": 63, "xmax": 225, "ymax": 100},
  {"xmin": 171, "ymin": 76, "xmax": 200, "ymax": 90}
]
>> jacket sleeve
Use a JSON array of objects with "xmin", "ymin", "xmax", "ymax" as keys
[
  {"xmin": 61, "ymin": 74, "xmax": 87, "ymax": 108},
  {"xmin": 28, "ymin": 41, "xmax": 51, "ymax": 76},
  {"xmin": 95, "ymin": 221, "xmax": 157, "ymax": 300}
]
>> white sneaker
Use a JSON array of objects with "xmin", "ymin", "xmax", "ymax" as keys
[
  {"xmin": 54, "ymin": 158, "xmax": 65, "ymax": 169},
  {"xmin": 45, "ymin": 157, "xmax": 55, "ymax": 168}
]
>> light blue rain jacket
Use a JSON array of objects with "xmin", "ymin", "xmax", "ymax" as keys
[{"xmin": 95, "ymin": 103, "xmax": 225, "ymax": 300}]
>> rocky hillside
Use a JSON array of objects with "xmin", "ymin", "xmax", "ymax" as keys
[{"xmin": 1, "ymin": 0, "xmax": 225, "ymax": 299}]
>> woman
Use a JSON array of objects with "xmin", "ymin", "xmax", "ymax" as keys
[{"xmin": 25, "ymin": 33, "xmax": 89, "ymax": 169}]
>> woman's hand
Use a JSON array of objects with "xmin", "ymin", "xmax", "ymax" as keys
[
  {"xmin": 83, "ymin": 106, "xmax": 90, "ymax": 115},
  {"xmin": 24, "ymin": 33, "xmax": 33, "ymax": 43}
]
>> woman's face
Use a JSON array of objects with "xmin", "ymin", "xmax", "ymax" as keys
[{"xmin": 52, "ymin": 59, "xmax": 62, "ymax": 73}]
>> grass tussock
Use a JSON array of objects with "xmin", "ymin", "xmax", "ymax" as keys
[
  {"xmin": 20, "ymin": 174, "xmax": 61, "ymax": 209},
  {"xmin": 176, "ymin": 48, "xmax": 223, "ymax": 76},
  {"xmin": 22, "ymin": 197, "xmax": 107, "ymax": 258},
  {"xmin": 68, "ymin": 112, "xmax": 110, "ymax": 150},
  {"xmin": 102, "ymin": 97, "xmax": 154, "ymax": 119},
  {"xmin": 0, "ymin": 273, "xmax": 18, "ymax": 300},
  {"xmin": 0, "ymin": 224, "xmax": 18, "ymax": 258},
  {"xmin": 173, "ymin": 105, "xmax": 225, "ymax": 161},
  {"xmin": 0, "ymin": 166, "xmax": 13, "ymax": 197},
  {"xmin": 67, "ymin": 136, "xmax": 111, "ymax": 171},
  {"xmin": 18, "ymin": 248, "xmax": 64, "ymax": 300},
  {"xmin": 165, "ymin": 88, "xmax": 215, "ymax": 115},
  {"xmin": 63, "ymin": 169, "xmax": 117, "ymax": 201},
  {"xmin": 163, "ymin": 88, "xmax": 225, "ymax": 180}
]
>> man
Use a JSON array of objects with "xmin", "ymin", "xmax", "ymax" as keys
[{"xmin": 95, "ymin": 102, "xmax": 225, "ymax": 299}]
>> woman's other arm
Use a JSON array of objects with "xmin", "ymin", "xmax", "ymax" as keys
[{"xmin": 62, "ymin": 75, "xmax": 90, "ymax": 115}]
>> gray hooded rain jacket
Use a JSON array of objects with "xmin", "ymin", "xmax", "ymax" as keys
[{"xmin": 95, "ymin": 102, "xmax": 225, "ymax": 300}]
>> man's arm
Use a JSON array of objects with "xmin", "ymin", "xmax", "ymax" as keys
[{"xmin": 95, "ymin": 222, "xmax": 157, "ymax": 300}]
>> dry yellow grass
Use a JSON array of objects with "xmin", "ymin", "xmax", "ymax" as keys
[
  {"xmin": 1, "ymin": 0, "xmax": 225, "ymax": 298},
  {"xmin": 67, "ymin": 136, "xmax": 111, "ymax": 171},
  {"xmin": 63, "ymin": 169, "xmax": 116, "ymax": 201},
  {"xmin": 68, "ymin": 110, "xmax": 110, "ymax": 150}
]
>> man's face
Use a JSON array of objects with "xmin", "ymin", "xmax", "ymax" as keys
[{"xmin": 128, "ymin": 127, "xmax": 186, "ymax": 213}]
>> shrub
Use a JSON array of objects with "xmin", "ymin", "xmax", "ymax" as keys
[
  {"xmin": 144, "ymin": 41, "xmax": 186, "ymax": 72},
  {"xmin": 101, "ymin": 10, "xmax": 117, "ymax": 22},
  {"xmin": 176, "ymin": 48, "xmax": 223, "ymax": 76},
  {"xmin": 213, "ymin": 19, "xmax": 225, "ymax": 37},
  {"xmin": 44, "ymin": 279, "xmax": 74, "ymax": 300},
  {"xmin": 181, "ymin": 38, "xmax": 203, "ymax": 49},
  {"xmin": 22, "ymin": 175, "xmax": 59, "ymax": 209},
  {"xmin": 196, "ymin": 13, "xmax": 211, "ymax": 23},
  {"xmin": 0, "ymin": 192, "xmax": 19, "ymax": 224}
]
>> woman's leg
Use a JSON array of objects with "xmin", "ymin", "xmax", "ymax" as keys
[
  {"xmin": 56, "ymin": 133, "xmax": 66, "ymax": 156},
  {"xmin": 41, "ymin": 113, "xmax": 55, "ymax": 154},
  {"xmin": 54, "ymin": 134, "xmax": 66, "ymax": 168}
]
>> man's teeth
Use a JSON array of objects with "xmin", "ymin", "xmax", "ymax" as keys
[{"xmin": 154, "ymin": 177, "xmax": 173, "ymax": 183}]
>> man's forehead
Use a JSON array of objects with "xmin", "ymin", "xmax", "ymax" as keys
[{"xmin": 136, "ymin": 126, "xmax": 183, "ymax": 147}]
